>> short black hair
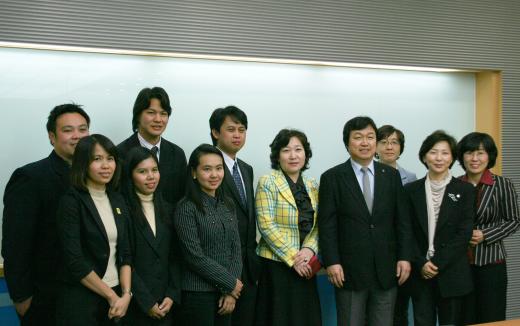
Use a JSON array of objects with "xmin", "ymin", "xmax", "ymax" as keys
[
  {"xmin": 418, "ymin": 130, "xmax": 458, "ymax": 169},
  {"xmin": 209, "ymin": 106, "xmax": 248, "ymax": 145},
  {"xmin": 132, "ymin": 87, "xmax": 172, "ymax": 132},
  {"xmin": 70, "ymin": 134, "xmax": 121, "ymax": 191},
  {"xmin": 342, "ymin": 116, "xmax": 377, "ymax": 149},
  {"xmin": 46, "ymin": 103, "xmax": 90, "ymax": 133},
  {"xmin": 269, "ymin": 129, "xmax": 312, "ymax": 171},
  {"xmin": 456, "ymin": 132, "xmax": 498, "ymax": 170},
  {"xmin": 377, "ymin": 125, "xmax": 405, "ymax": 155}
]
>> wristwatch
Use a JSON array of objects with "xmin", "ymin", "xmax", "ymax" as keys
[{"xmin": 122, "ymin": 289, "xmax": 133, "ymax": 297}]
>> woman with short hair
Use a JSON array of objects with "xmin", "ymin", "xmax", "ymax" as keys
[{"xmin": 457, "ymin": 132, "xmax": 519, "ymax": 324}]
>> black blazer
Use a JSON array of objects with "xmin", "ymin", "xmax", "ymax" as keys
[
  {"xmin": 318, "ymin": 160, "xmax": 413, "ymax": 291},
  {"xmin": 117, "ymin": 133, "xmax": 187, "ymax": 208},
  {"xmin": 405, "ymin": 177, "xmax": 475, "ymax": 298},
  {"xmin": 56, "ymin": 187, "xmax": 132, "ymax": 285},
  {"xmin": 2, "ymin": 151, "xmax": 69, "ymax": 303},
  {"xmin": 127, "ymin": 194, "xmax": 182, "ymax": 318},
  {"xmin": 221, "ymin": 158, "xmax": 260, "ymax": 283}
]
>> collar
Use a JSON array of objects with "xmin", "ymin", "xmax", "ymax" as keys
[
  {"xmin": 218, "ymin": 147, "xmax": 239, "ymax": 172},
  {"xmin": 137, "ymin": 132, "xmax": 162, "ymax": 151},
  {"xmin": 461, "ymin": 169, "xmax": 494, "ymax": 186},
  {"xmin": 350, "ymin": 158, "xmax": 375, "ymax": 175}
]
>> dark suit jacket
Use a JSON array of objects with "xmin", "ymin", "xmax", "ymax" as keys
[
  {"xmin": 221, "ymin": 158, "xmax": 260, "ymax": 283},
  {"xmin": 127, "ymin": 194, "xmax": 182, "ymax": 318},
  {"xmin": 117, "ymin": 133, "xmax": 187, "ymax": 208},
  {"xmin": 318, "ymin": 159, "xmax": 413, "ymax": 291},
  {"xmin": 2, "ymin": 151, "xmax": 69, "ymax": 304},
  {"xmin": 56, "ymin": 187, "xmax": 132, "ymax": 285},
  {"xmin": 405, "ymin": 177, "xmax": 475, "ymax": 298}
]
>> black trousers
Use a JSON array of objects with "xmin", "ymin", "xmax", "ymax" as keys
[
  {"xmin": 18, "ymin": 299, "xmax": 56, "ymax": 326},
  {"xmin": 411, "ymin": 278, "xmax": 464, "ymax": 326},
  {"xmin": 231, "ymin": 279, "xmax": 257, "ymax": 326},
  {"xmin": 179, "ymin": 291, "xmax": 231, "ymax": 326},
  {"xmin": 56, "ymin": 283, "xmax": 123, "ymax": 326},
  {"xmin": 393, "ymin": 280, "xmax": 412, "ymax": 326},
  {"xmin": 462, "ymin": 262, "xmax": 507, "ymax": 324}
]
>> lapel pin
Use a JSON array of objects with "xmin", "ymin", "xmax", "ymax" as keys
[
  {"xmin": 448, "ymin": 193, "xmax": 458, "ymax": 202},
  {"xmin": 116, "ymin": 207, "xmax": 121, "ymax": 215}
]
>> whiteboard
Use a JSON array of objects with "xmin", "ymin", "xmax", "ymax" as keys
[{"xmin": 0, "ymin": 47, "xmax": 475, "ymax": 254}]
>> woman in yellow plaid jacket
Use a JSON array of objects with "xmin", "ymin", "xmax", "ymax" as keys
[{"xmin": 255, "ymin": 129, "xmax": 321, "ymax": 326}]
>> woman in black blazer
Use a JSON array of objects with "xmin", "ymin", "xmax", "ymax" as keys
[
  {"xmin": 174, "ymin": 144, "xmax": 243, "ymax": 326},
  {"xmin": 56, "ymin": 134, "xmax": 132, "ymax": 325},
  {"xmin": 457, "ymin": 132, "xmax": 520, "ymax": 323},
  {"xmin": 406, "ymin": 130, "xmax": 475, "ymax": 326},
  {"xmin": 123, "ymin": 146, "xmax": 182, "ymax": 325}
]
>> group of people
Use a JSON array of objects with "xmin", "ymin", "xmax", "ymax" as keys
[{"xmin": 1, "ymin": 86, "xmax": 519, "ymax": 326}]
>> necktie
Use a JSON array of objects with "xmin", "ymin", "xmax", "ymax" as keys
[
  {"xmin": 361, "ymin": 167, "xmax": 373, "ymax": 214},
  {"xmin": 232, "ymin": 162, "xmax": 247, "ymax": 206},
  {"xmin": 150, "ymin": 146, "xmax": 159, "ymax": 161}
]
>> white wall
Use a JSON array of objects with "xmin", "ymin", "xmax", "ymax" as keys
[{"xmin": 0, "ymin": 47, "xmax": 475, "ymax": 254}]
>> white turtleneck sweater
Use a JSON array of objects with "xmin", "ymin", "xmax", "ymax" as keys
[
  {"xmin": 88, "ymin": 186, "xmax": 119, "ymax": 287},
  {"xmin": 137, "ymin": 192, "xmax": 156, "ymax": 236}
]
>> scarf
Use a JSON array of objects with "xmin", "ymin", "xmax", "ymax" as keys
[{"xmin": 425, "ymin": 171, "xmax": 452, "ymax": 259}]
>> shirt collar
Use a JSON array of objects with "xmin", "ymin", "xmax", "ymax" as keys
[
  {"xmin": 137, "ymin": 132, "xmax": 162, "ymax": 151},
  {"xmin": 218, "ymin": 147, "xmax": 238, "ymax": 171},
  {"xmin": 351, "ymin": 158, "xmax": 375, "ymax": 175},
  {"xmin": 461, "ymin": 169, "xmax": 494, "ymax": 186}
]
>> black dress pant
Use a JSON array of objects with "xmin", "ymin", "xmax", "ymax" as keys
[
  {"xmin": 231, "ymin": 278, "xmax": 257, "ymax": 326},
  {"xmin": 411, "ymin": 278, "xmax": 464, "ymax": 326},
  {"xmin": 393, "ymin": 280, "xmax": 412, "ymax": 326},
  {"xmin": 56, "ymin": 283, "xmax": 123, "ymax": 326},
  {"xmin": 18, "ymin": 298, "xmax": 56, "ymax": 326},
  {"xmin": 462, "ymin": 262, "xmax": 507, "ymax": 324},
  {"xmin": 179, "ymin": 291, "xmax": 231, "ymax": 326}
]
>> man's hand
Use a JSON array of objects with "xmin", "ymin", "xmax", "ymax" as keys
[
  {"xmin": 14, "ymin": 296, "xmax": 32, "ymax": 317},
  {"xmin": 396, "ymin": 260, "xmax": 411, "ymax": 285},
  {"xmin": 326, "ymin": 264, "xmax": 345, "ymax": 288},
  {"xmin": 421, "ymin": 261, "xmax": 439, "ymax": 279}
]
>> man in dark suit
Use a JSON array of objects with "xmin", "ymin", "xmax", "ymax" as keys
[
  {"xmin": 2, "ymin": 104, "xmax": 90, "ymax": 325},
  {"xmin": 118, "ymin": 87, "xmax": 187, "ymax": 208},
  {"xmin": 318, "ymin": 116, "xmax": 413, "ymax": 326},
  {"xmin": 209, "ymin": 106, "xmax": 260, "ymax": 325}
]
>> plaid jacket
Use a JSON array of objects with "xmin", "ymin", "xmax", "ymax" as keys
[{"xmin": 255, "ymin": 169, "xmax": 319, "ymax": 266}]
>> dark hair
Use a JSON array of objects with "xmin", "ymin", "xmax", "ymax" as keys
[
  {"xmin": 456, "ymin": 132, "xmax": 498, "ymax": 170},
  {"xmin": 209, "ymin": 106, "xmax": 248, "ymax": 145},
  {"xmin": 418, "ymin": 130, "xmax": 458, "ymax": 169},
  {"xmin": 122, "ymin": 147, "xmax": 171, "ymax": 225},
  {"xmin": 269, "ymin": 129, "xmax": 312, "ymax": 171},
  {"xmin": 132, "ymin": 87, "xmax": 172, "ymax": 132},
  {"xmin": 342, "ymin": 116, "xmax": 378, "ymax": 149},
  {"xmin": 186, "ymin": 144, "xmax": 229, "ymax": 213},
  {"xmin": 377, "ymin": 125, "xmax": 405, "ymax": 155},
  {"xmin": 46, "ymin": 103, "xmax": 90, "ymax": 133},
  {"xmin": 70, "ymin": 134, "xmax": 121, "ymax": 191}
]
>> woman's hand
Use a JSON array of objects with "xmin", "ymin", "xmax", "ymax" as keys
[
  {"xmin": 293, "ymin": 248, "xmax": 314, "ymax": 279},
  {"xmin": 217, "ymin": 295, "xmax": 236, "ymax": 315},
  {"xmin": 470, "ymin": 229, "xmax": 484, "ymax": 246},
  {"xmin": 108, "ymin": 293, "xmax": 131, "ymax": 319},
  {"xmin": 421, "ymin": 261, "xmax": 439, "ymax": 279}
]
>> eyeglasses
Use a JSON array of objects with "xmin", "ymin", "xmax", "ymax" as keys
[{"xmin": 378, "ymin": 140, "xmax": 400, "ymax": 147}]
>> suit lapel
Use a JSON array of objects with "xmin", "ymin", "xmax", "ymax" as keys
[
  {"xmin": 372, "ymin": 162, "xmax": 386, "ymax": 216},
  {"xmin": 476, "ymin": 179, "xmax": 494, "ymax": 220},
  {"xmin": 134, "ymin": 202, "xmax": 161, "ymax": 257},
  {"xmin": 342, "ymin": 160, "xmax": 370, "ymax": 215},
  {"xmin": 223, "ymin": 165, "xmax": 247, "ymax": 212},
  {"xmin": 238, "ymin": 160, "xmax": 254, "ymax": 211},
  {"xmin": 273, "ymin": 170, "xmax": 297, "ymax": 209},
  {"xmin": 412, "ymin": 179, "xmax": 429, "ymax": 237},
  {"xmin": 436, "ymin": 179, "xmax": 458, "ymax": 232},
  {"xmin": 79, "ymin": 190, "xmax": 109, "ymax": 242}
]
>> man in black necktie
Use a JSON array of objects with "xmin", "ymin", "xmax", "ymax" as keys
[
  {"xmin": 117, "ymin": 87, "xmax": 187, "ymax": 208},
  {"xmin": 318, "ymin": 116, "xmax": 413, "ymax": 326},
  {"xmin": 209, "ymin": 106, "xmax": 260, "ymax": 325},
  {"xmin": 2, "ymin": 104, "xmax": 90, "ymax": 325}
]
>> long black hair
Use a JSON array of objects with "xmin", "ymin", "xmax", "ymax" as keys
[{"xmin": 122, "ymin": 146, "xmax": 170, "ymax": 225}]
